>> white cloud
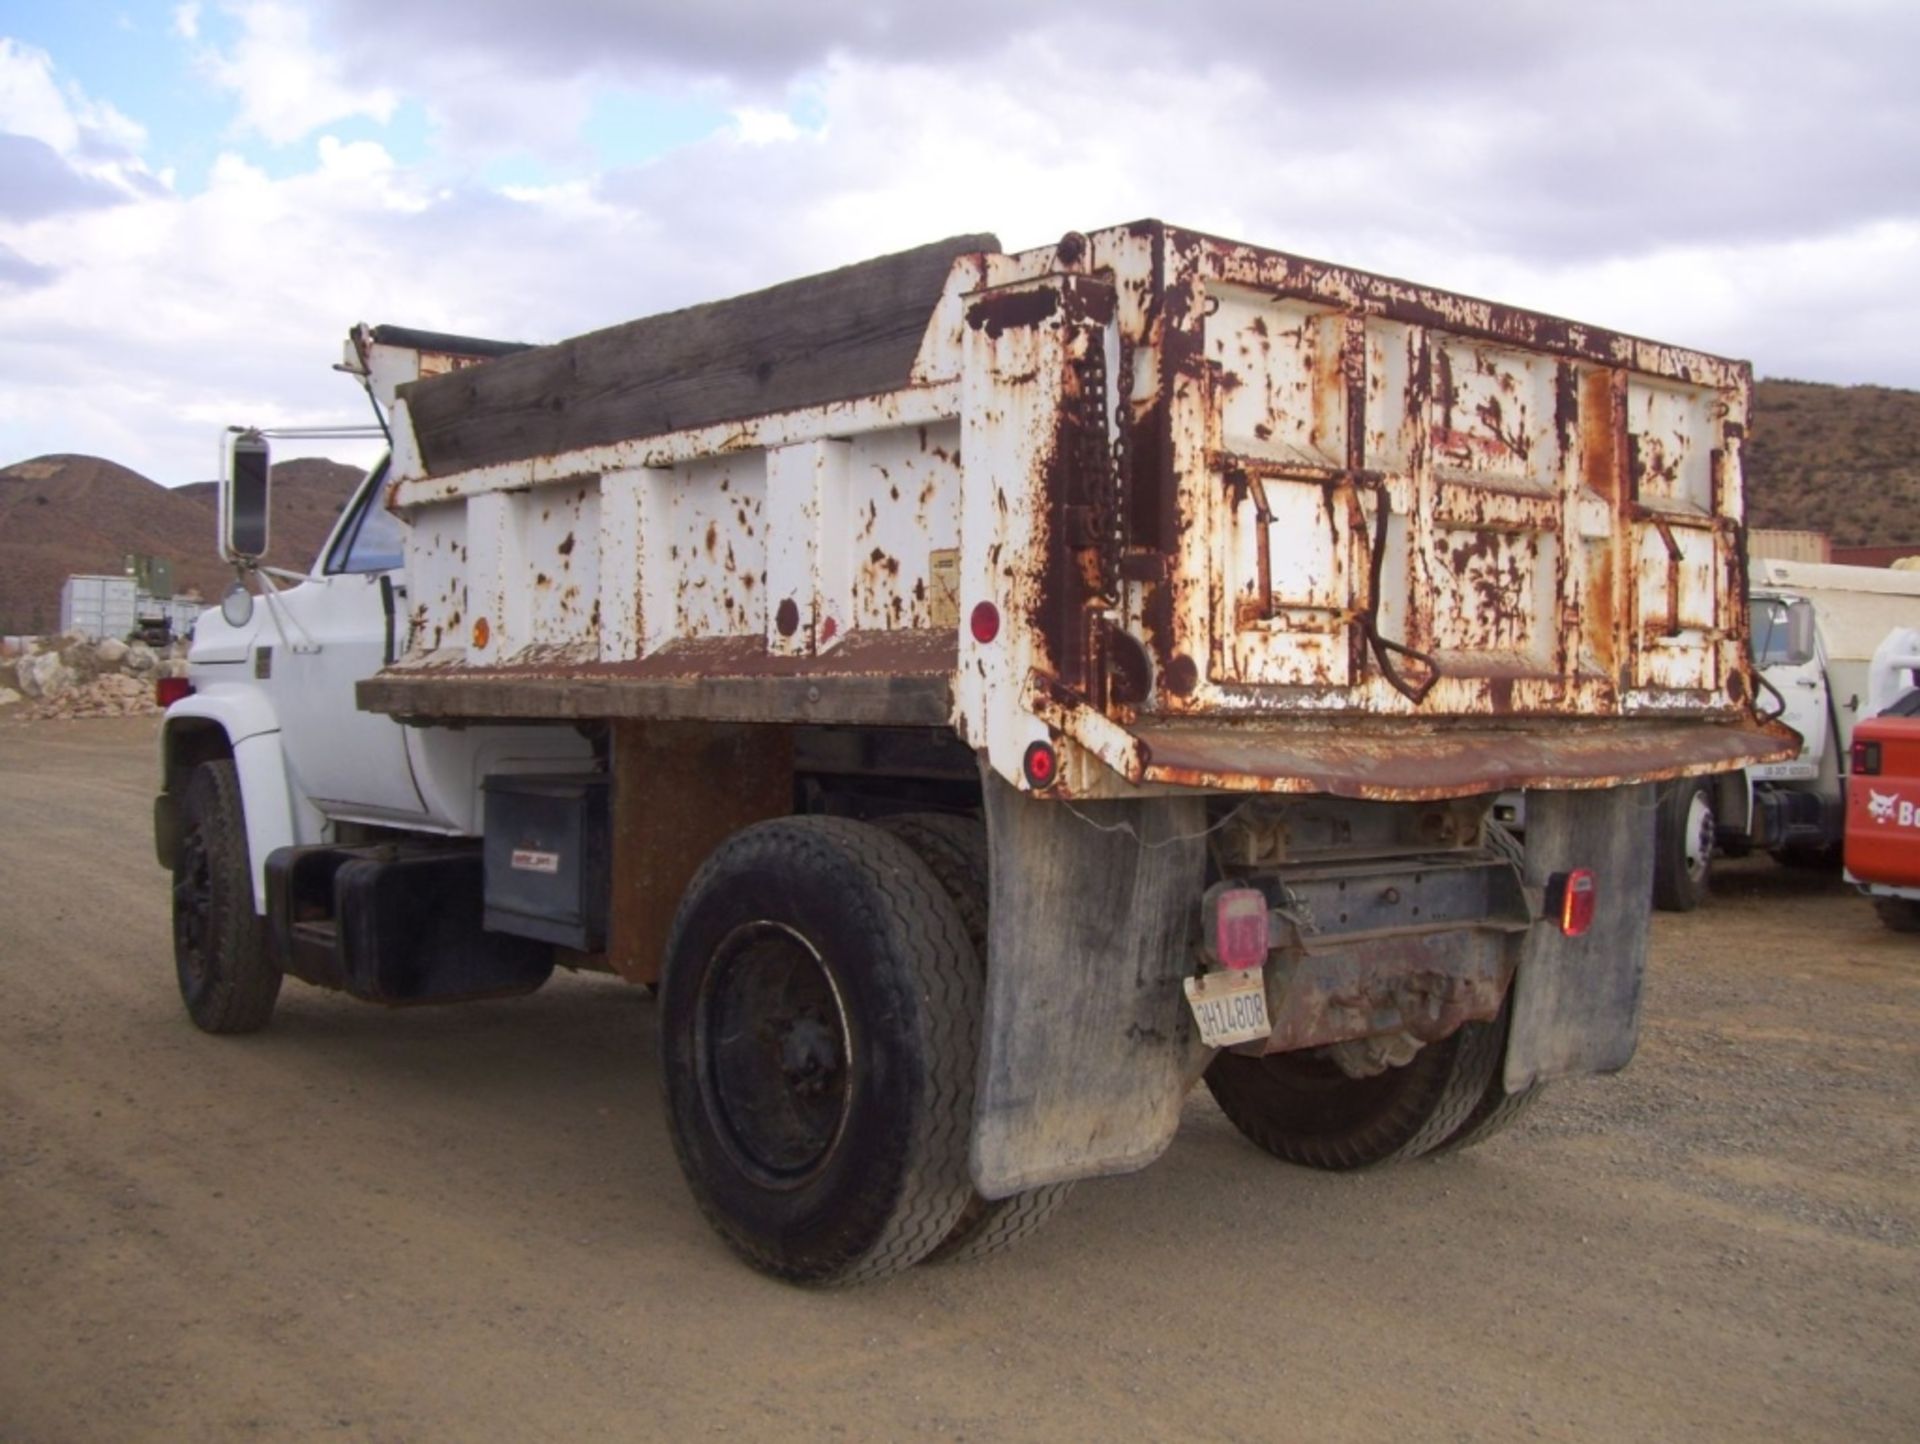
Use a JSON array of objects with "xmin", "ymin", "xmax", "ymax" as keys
[
  {"xmin": 173, "ymin": 3, "xmax": 201, "ymax": 41},
  {"xmin": 0, "ymin": 38, "xmax": 91, "ymax": 153},
  {"xmin": 199, "ymin": 1, "xmax": 396, "ymax": 146},
  {"xmin": 729, "ymin": 106, "xmax": 801, "ymax": 146},
  {"xmin": 0, "ymin": 40, "xmax": 158, "ymax": 218},
  {"xmin": 2, "ymin": 9, "xmax": 1917, "ymax": 495}
]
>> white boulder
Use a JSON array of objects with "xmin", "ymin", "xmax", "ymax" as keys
[{"xmin": 17, "ymin": 652, "xmax": 72, "ymax": 699}]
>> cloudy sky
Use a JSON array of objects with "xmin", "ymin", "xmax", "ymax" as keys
[{"xmin": 2, "ymin": 0, "xmax": 1915, "ymax": 485}]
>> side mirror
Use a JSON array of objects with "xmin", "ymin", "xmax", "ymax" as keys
[
  {"xmin": 224, "ymin": 429, "xmax": 272, "ymax": 562},
  {"xmin": 1785, "ymin": 598, "xmax": 1817, "ymax": 667}
]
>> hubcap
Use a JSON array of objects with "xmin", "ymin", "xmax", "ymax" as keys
[
  {"xmin": 1684, "ymin": 790, "xmax": 1714, "ymax": 886},
  {"xmin": 698, "ymin": 923, "xmax": 852, "ymax": 1187}
]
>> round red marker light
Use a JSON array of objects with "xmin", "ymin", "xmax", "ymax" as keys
[
  {"xmin": 970, "ymin": 601, "xmax": 1001, "ymax": 644},
  {"xmin": 1022, "ymin": 740, "xmax": 1058, "ymax": 790}
]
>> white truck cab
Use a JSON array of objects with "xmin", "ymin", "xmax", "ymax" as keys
[
  {"xmin": 157, "ymin": 328, "xmax": 593, "ymax": 913},
  {"xmin": 1646, "ymin": 561, "xmax": 1920, "ymax": 909}
]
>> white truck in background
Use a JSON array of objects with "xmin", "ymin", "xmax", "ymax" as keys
[
  {"xmin": 156, "ymin": 222, "xmax": 1791, "ymax": 1284},
  {"xmin": 1651, "ymin": 560, "xmax": 1920, "ymax": 909}
]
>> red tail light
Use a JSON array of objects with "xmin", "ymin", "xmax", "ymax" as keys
[
  {"xmin": 970, "ymin": 601, "xmax": 1001, "ymax": 644},
  {"xmin": 155, "ymin": 676, "xmax": 194, "ymax": 708},
  {"xmin": 1546, "ymin": 868, "xmax": 1596, "ymax": 937},
  {"xmin": 1207, "ymin": 886, "xmax": 1270, "ymax": 970},
  {"xmin": 1852, "ymin": 738, "xmax": 1883, "ymax": 776}
]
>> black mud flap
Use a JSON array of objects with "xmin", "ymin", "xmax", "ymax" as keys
[
  {"xmin": 1506, "ymin": 784, "xmax": 1655, "ymax": 1092},
  {"xmin": 973, "ymin": 771, "xmax": 1209, "ymax": 1198}
]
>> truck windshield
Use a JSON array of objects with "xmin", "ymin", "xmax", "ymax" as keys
[
  {"xmin": 325, "ymin": 457, "xmax": 404, "ymax": 574},
  {"xmin": 1749, "ymin": 597, "xmax": 1796, "ymax": 667}
]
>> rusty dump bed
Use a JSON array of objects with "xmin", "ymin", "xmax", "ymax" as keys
[{"xmin": 362, "ymin": 220, "xmax": 1793, "ymax": 800}]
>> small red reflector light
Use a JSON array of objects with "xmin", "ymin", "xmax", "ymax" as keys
[
  {"xmin": 1852, "ymin": 738, "xmax": 1882, "ymax": 776},
  {"xmin": 155, "ymin": 676, "xmax": 194, "ymax": 708},
  {"xmin": 1209, "ymin": 887, "xmax": 1269, "ymax": 970},
  {"xmin": 970, "ymin": 601, "xmax": 1001, "ymax": 644},
  {"xmin": 1547, "ymin": 868, "xmax": 1597, "ymax": 937},
  {"xmin": 1022, "ymin": 740, "xmax": 1057, "ymax": 789}
]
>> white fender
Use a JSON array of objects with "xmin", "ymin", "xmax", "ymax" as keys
[{"xmin": 162, "ymin": 682, "xmax": 317, "ymax": 911}]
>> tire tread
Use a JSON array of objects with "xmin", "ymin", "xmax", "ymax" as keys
[
  {"xmin": 176, "ymin": 760, "xmax": 280, "ymax": 1034},
  {"xmin": 663, "ymin": 816, "xmax": 979, "ymax": 1285},
  {"xmin": 877, "ymin": 813, "xmax": 1074, "ymax": 1264}
]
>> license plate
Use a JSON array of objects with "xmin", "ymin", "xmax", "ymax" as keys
[{"xmin": 1183, "ymin": 967, "xmax": 1271, "ymax": 1048}]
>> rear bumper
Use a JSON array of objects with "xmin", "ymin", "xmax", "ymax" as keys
[{"xmin": 1122, "ymin": 717, "xmax": 1799, "ymax": 802}]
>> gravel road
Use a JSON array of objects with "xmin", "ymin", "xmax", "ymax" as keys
[{"xmin": 2, "ymin": 717, "xmax": 1915, "ymax": 1442}]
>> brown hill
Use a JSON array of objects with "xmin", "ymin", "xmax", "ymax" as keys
[
  {"xmin": 1747, "ymin": 380, "xmax": 1920, "ymax": 548},
  {"xmin": 0, "ymin": 454, "xmax": 362, "ymax": 635}
]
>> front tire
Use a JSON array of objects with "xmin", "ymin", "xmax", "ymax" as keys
[
  {"xmin": 172, "ymin": 760, "xmax": 280, "ymax": 1033},
  {"xmin": 1203, "ymin": 1021, "xmax": 1504, "ymax": 1170},
  {"xmin": 1653, "ymin": 779, "xmax": 1715, "ymax": 913},
  {"xmin": 660, "ymin": 817, "xmax": 980, "ymax": 1285}
]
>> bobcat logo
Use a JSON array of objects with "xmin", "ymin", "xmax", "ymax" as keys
[{"xmin": 1869, "ymin": 789, "xmax": 1899, "ymax": 824}]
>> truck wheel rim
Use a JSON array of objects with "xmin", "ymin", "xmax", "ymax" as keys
[
  {"xmin": 696, "ymin": 922, "xmax": 852, "ymax": 1189},
  {"xmin": 1685, "ymin": 790, "xmax": 1714, "ymax": 885}
]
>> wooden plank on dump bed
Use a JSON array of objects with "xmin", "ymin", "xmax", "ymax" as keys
[{"xmin": 399, "ymin": 232, "xmax": 1001, "ymax": 476}]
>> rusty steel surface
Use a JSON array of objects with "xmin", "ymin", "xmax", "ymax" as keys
[
  {"xmin": 359, "ymin": 631, "xmax": 955, "ymax": 726},
  {"xmin": 1126, "ymin": 717, "xmax": 1799, "ymax": 801},
  {"xmin": 370, "ymin": 220, "xmax": 1780, "ymax": 802},
  {"xmin": 608, "ymin": 721, "xmax": 792, "ymax": 984},
  {"xmin": 1251, "ymin": 931, "xmax": 1511, "ymax": 1056}
]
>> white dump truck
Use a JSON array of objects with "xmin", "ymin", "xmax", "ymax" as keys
[
  {"xmin": 1649, "ymin": 559, "xmax": 1920, "ymax": 909},
  {"xmin": 156, "ymin": 222, "xmax": 1791, "ymax": 1283}
]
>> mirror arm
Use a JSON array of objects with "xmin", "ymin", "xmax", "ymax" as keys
[{"xmin": 254, "ymin": 576, "xmax": 323, "ymax": 655}]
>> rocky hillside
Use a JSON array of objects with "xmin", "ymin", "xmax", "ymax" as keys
[
  {"xmin": 1747, "ymin": 380, "xmax": 1920, "ymax": 547},
  {"xmin": 0, "ymin": 455, "xmax": 361, "ymax": 634}
]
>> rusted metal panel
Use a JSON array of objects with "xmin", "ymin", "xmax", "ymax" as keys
[
  {"xmin": 1123, "ymin": 717, "xmax": 1797, "ymax": 801},
  {"xmin": 607, "ymin": 720, "xmax": 792, "ymax": 984},
  {"xmin": 1254, "ymin": 931, "xmax": 1510, "ymax": 1055},
  {"xmin": 366, "ymin": 219, "xmax": 1780, "ymax": 804},
  {"xmin": 359, "ymin": 630, "xmax": 955, "ymax": 726}
]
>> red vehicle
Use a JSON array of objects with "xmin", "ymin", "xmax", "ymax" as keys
[{"xmin": 1844, "ymin": 700, "xmax": 1920, "ymax": 930}]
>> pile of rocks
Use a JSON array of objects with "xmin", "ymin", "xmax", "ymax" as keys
[{"xmin": 0, "ymin": 632, "xmax": 190, "ymax": 721}]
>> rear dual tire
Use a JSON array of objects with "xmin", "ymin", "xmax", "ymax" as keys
[
  {"xmin": 875, "ymin": 814, "xmax": 1073, "ymax": 1263},
  {"xmin": 660, "ymin": 816, "xmax": 982, "ymax": 1285},
  {"xmin": 1204, "ymin": 998, "xmax": 1543, "ymax": 1168}
]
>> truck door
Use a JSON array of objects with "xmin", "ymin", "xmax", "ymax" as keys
[
  {"xmin": 262, "ymin": 462, "xmax": 429, "ymax": 823},
  {"xmin": 1749, "ymin": 594, "xmax": 1826, "ymax": 783}
]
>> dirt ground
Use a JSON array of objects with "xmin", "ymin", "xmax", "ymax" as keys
[{"xmin": 2, "ymin": 717, "xmax": 1915, "ymax": 1443}]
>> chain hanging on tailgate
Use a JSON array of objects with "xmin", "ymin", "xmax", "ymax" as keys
[{"xmin": 1071, "ymin": 326, "xmax": 1132, "ymax": 605}]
